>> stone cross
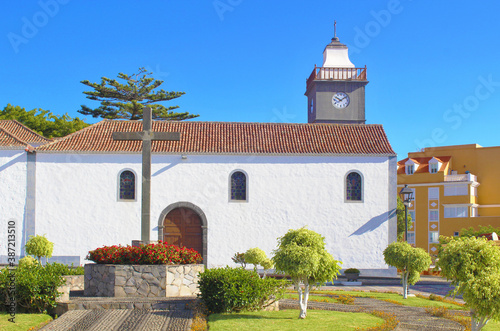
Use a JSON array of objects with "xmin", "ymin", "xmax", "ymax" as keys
[{"xmin": 112, "ymin": 106, "xmax": 180, "ymax": 243}]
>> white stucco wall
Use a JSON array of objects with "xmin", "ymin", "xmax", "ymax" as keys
[
  {"xmin": 0, "ymin": 150, "xmax": 28, "ymax": 263},
  {"xmin": 35, "ymin": 152, "xmax": 396, "ymax": 275}
]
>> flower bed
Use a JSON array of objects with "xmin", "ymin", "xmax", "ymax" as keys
[
  {"xmin": 84, "ymin": 241, "xmax": 204, "ymax": 297},
  {"xmin": 86, "ymin": 241, "xmax": 202, "ymax": 265}
]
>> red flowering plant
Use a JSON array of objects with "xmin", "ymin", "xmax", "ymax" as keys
[{"xmin": 86, "ymin": 241, "xmax": 202, "ymax": 265}]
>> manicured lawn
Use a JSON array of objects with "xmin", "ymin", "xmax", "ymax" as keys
[
  {"xmin": 481, "ymin": 320, "xmax": 500, "ymax": 330},
  {"xmin": 284, "ymin": 293, "xmax": 347, "ymax": 304},
  {"xmin": 309, "ymin": 290, "xmax": 467, "ymax": 310},
  {"xmin": 208, "ymin": 309, "xmax": 384, "ymax": 330},
  {"xmin": 0, "ymin": 312, "xmax": 53, "ymax": 331},
  {"xmin": 440, "ymin": 314, "xmax": 500, "ymax": 331}
]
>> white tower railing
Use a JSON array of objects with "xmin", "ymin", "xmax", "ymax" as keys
[{"xmin": 307, "ymin": 65, "xmax": 367, "ymax": 90}]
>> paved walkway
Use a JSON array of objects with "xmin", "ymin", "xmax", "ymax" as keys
[
  {"xmin": 286, "ymin": 276, "xmax": 467, "ymax": 331},
  {"xmin": 281, "ymin": 296, "xmax": 466, "ymax": 330},
  {"xmin": 323, "ymin": 275, "xmax": 463, "ymax": 302}
]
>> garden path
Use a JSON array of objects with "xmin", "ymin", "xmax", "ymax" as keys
[{"xmin": 280, "ymin": 297, "xmax": 466, "ymax": 330}]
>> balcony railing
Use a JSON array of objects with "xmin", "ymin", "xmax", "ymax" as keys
[
  {"xmin": 306, "ymin": 65, "xmax": 367, "ymax": 90},
  {"xmin": 444, "ymin": 173, "xmax": 477, "ymax": 182}
]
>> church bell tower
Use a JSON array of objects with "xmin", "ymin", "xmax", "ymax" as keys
[{"xmin": 306, "ymin": 24, "xmax": 368, "ymax": 124}]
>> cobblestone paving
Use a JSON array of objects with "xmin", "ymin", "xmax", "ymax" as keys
[
  {"xmin": 41, "ymin": 309, "xmax": 193, "ymax": 331},
  {"xmin": 322, "ymin": 276, "xmax": 464, "ymax": 302},
  {"xmin": 281, "ymin": 296, "xmax": 466, "ymax": 331}
]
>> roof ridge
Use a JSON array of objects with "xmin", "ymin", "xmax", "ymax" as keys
[
  {"xmin": 77, "ymin": 119, "xmax": 387, "ymax": 130},
  {"xmin": 0, "ymin": 126, "xmax": 30, "ymax": 146},
  {"xmin": 0, "ymin": 119, "xmax": 52, "ymax": 143},
  {"xmin": 133, "ymin": 120, "xmax": 383, "ymax": 127},
  {"xmin": 35, "ymin": 120, "xmax": 108, "ymax": 151}
]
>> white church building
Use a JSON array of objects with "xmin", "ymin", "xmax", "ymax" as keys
[{"xmin": 1, "ymin": 34, "xmax": 397, "ymax": 276}]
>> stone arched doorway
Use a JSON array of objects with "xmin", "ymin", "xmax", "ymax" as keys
[{"xmin": 158, "ymin": 202, "xmax": 207, "ymax": 264}]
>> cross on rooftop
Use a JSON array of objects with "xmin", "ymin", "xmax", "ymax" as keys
[{"xmin": 112, "ymin": 106, "xmax": 180, "ymax": 243}]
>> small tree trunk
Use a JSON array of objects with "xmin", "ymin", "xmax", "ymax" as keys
[
  {"xmin": 402, "ymin": 271, "xmax": 408, "ymax": 299},
  {"xmin": 470, "ymin": 313, "xmax": 489, "ymax": 331},
  {"xmin": 299, "ymin": 280, "xmax": 310, "ymax": 319},
  {"xmin": 296, "ymin": 281, "xmax": 304, "ymax": 318},
  {"xmin": 303, "ymin": 280, "xmax": 310, "ymax": 317}
]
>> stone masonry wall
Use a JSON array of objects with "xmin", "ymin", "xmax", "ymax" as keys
[
  {"xmin": 57, "ymin": 275, "xmax": 84, "ymax": 302},
  {"xmin": 84, "ymin": 264, "xmax": 204, "ymax": 298}
]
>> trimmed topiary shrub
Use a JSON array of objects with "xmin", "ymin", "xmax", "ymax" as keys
[
  {"xmin": 86, "ymin": 241, "xmax": 202, "ymax": 265},
  {"xmin": 0, "ymin": 264, "xmax": 65, "ymax": 313},
  {"xmin": 244, "ymin": 248, "xmax": 273, "ymax": 277},
  {"xmin": 344, "ymin": 268, "xmax": 360, "ymax": 274},
  {"xmin": 24, "ymin": 234, "xmax": 54, "ymax": 263},
  {"xmin": 18, "ymin": 255, "xmax": 38, "ymax": 268},
  {"xmin": 245, "ymin": 248, "xmax": 268, "ymax": 271},
  {"xmin": 197, "ymin": 267, "xmax": 287, "ymax": 314}
]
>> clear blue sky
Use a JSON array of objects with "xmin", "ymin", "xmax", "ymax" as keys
[{"xmin": 2, "ymin": 1, "xmax": 500, "ymax": 158}]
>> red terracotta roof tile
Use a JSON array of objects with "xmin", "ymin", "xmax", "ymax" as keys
[
  {"xmin": 0, "ymin": 127, "xmax": 28, "ymax": 148},
  {"xmin": 36, "ymin": 121, "xmax": 395, "ymax": 156},
  {"xmin": 397, "ymin": 156, "xmax": 452, "ymax": 174},
  {"xmin": 0, "ymin": 120, "xmax": 51, "ymax": 145}
]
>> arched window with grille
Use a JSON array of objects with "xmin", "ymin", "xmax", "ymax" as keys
[
  {"xmin": 119, "ymin": 170, "xmax": 136, "ymax": 201},
  {"xmin": 345, "ymin": 171, "xmax": 363, "ymax": 202},
  {"xmin": 230, "ymin": 170, "xmax": 247, "ymax": 201}
]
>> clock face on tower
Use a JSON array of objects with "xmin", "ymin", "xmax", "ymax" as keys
[{"xmin": 332, "ymin": 92, "xmax": 350, "ymax": 109}]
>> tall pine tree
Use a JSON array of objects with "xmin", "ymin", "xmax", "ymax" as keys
[{"xmin": 78, "ymin": 67, "xmax": 199, "ymax": 121}]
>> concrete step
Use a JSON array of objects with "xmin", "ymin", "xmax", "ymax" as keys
[
  {"xmin": 54, "ymin": 296, "xmax": 197, "ymax": 316},
  {"xmin": 42, "ymin": 309, "xmax": 193, "ymax": 331}
]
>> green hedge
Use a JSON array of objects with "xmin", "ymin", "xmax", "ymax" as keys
[
  {"xmin": 45, "ymin": 262, "xmax": 84, "ymax": 276},
  {"xmin": 198, "ymin": 267, "xmax": 287, "ymax": 314},
  {"xmin": 0, "ymin": 264, "xmax": 65, "ymax": 313}
]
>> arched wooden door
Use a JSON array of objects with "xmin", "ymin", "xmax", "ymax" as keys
[{"xmin": 163, "ymin": 207, "xmax": 203, "ymax": 256}]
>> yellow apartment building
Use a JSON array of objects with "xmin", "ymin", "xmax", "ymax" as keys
[{"xmin": 397, "ymin": 144, "xmax": 500, "ymax": 257}]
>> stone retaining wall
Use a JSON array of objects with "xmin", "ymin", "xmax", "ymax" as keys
[
  {"xmin": 84, "ymin": 264, "xmax": 204, "ymax": 298},
  {"xmin": 57, "ymin": 275, "xmax": 84, "ymax": 302}
]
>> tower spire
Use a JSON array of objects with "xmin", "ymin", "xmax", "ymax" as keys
[{"xmin": 334, "ymin": 20, "xmax": 337, "ymax": 38}]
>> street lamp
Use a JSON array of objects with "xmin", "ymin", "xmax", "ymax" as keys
[{"xmin": 399, "ymin": 185, "xmax": 414, "ymax": 242}]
